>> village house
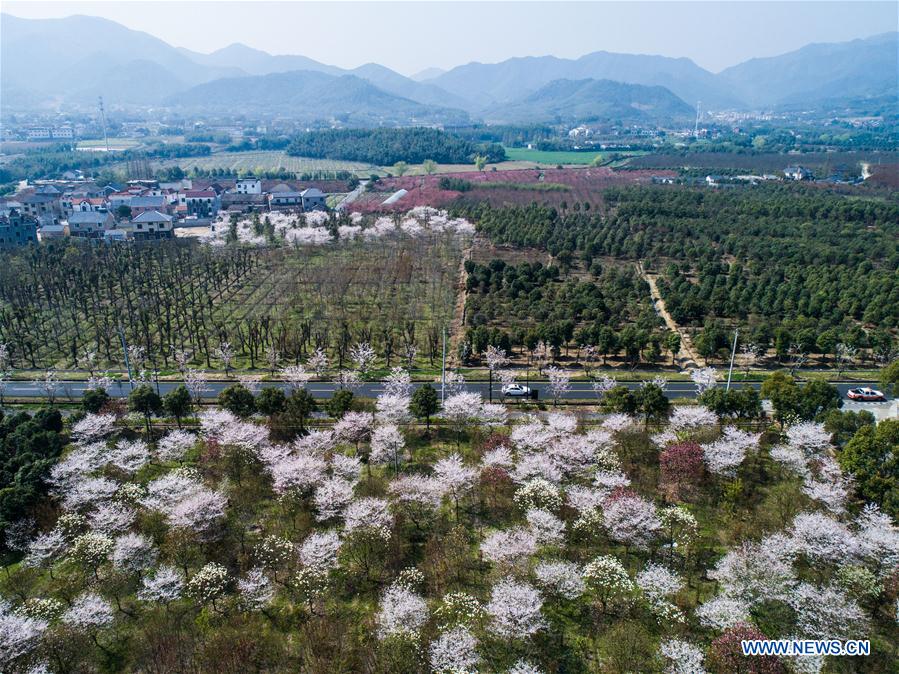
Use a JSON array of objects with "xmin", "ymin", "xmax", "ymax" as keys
[
  {"xmin": 129, "ymin": 195, "xmax": 168, "ymax": 216},
  {"xmin": 301, "ymin": 187, "xmax": 327, "ymax": 211},
  {"xmin": 122, "ymin": 210, "xmax": 174, "ymax": 240},
  {"xmin": 269, "ymin": 191, "xmax": 303, "ymax": 210},
  {"xmin": 236, "ymin": 178, "xmax": 262, "ymax": 194},
  {"xmin": 20, "ymin": 193, "xmax": 60, "ymax": 219},
  {"xmin": 183, "ymin": 189, "xmax": 219, "ymax": 217},
  {"xmin": 0, "ymin": 208, "xmax": 38, "ymax": 249},
  {"xmin": 67, "ymin": 211, "xmax": 115, "ymax": 238},
  {"xmin": 784, "ymin": 165, "xmax": 812, "ymax": 181}
]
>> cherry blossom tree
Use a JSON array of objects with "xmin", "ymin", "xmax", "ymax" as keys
[
  {"xmin": 695, "ymin": 595, "xmax": 751, "ymax": 631},
  {"xmin": 215, "ymin": 341, "xmax": 236, "ymax": 374},
  {"xmin": 534, "ymin": 560, "xmax": 585, "ymax": 599},
  {"xmin": 156, "ymin": 430, "xmax": 196, "ymax": 463},
  {"xmin": 602, "ymin": 490, "xmax": 661, "ymax": 550},
  {"xmin": 481, "ymin": 527, "xmax": 538, "ymax": 569},
  {"xmin": 313, "ymin": 477, "xmax": 355, "ymax": 521},
  {"xmin": 375, "ymin": 393, "xmax": 411, "ymax": 425},
  {"xmin": 350, "ymin": 342, "xmax": 376, "ymax": 377},
  {"xmin": 526, "ymin": 508, "xmax": 565, "ymax": 546},
  {"xmin": 702, "ymin": 427, "xmax": 758, "ymax": 476},
  {"xmin": 237, "ymin": 568, "xmax": 275, "ymax": 613},
  {"xmin": 62, "ymin": 592, "xmax": 114, "ymax": 631},
  {"xmin": 545, "ymin": 366, "xmax": 571, "ymax": 406},
  {"xmin": 486, "ymin": 578, "xmax": 546, "ymax": 639},
  {"xmin": 344, "ymin": 497, "xmax": 392, "ymax": 539},
  {"xmin": 592, "ymin": 375, "xmax": 616, "ymax": 400},
  {"xmin": 370, "ymin": 424, "xmax": 406, "ymax": 472},
  {"xmin": 299, "ymin": 530, "xmax": 342, "ymax": 570},
  {"xmin": 659, "ymin": 639, "xmax": 707, "ymax": 674},
  {"xmin": 690, "ymin": 367, "xmax": 719, "ymax": 395},
  {"xmin": 636, "ymin": 562, "xmax": 685, "ymax": 622},
  {"xmin": 71, "ymin": 413, "xmax": 117, "ymax": 442},
  {"xmin": 444, "ymin": 371, "xmax": 466, "ymax": 396},
  {"xmin": 184, "ymin": 368, "xmax": 211, "ymax": 405},
  {"xmin": 669, "ymin": 406, "xmax": 718, "ymax": 431},
  {"xmin": 138, "ymin": 565, "xmax": 184, "ymax": 604},
  {"xmin": 307, "ymin": 347, "xmax": 329, "ymax": 379},
  {"xmin": 709, "ymin": 536, "xmax": 796, "ymax": 606},
  {"xmin": 280, "ymin": 364, "xmax": 311, "ymax": 393},
  {"xmin": 0, "ymin": 604, "xmax": 48, "ymax": 670},
  {"xmin": 376, "ymin": 583, "xmax": 428, "ymax": 640},
  {"xmin": 485, "ymin": 345, "xmax": 509, "ymax": 403},
  {"xmin": 265, "ymin": 345, "xmax": 281, "ymax": 376},
  {"xmin": 388, "ymin": 475, "xmax": 444, "ymax": 527},
  {"xmin": 384, "ymin": 366, "xmax": 412, "ymax": 397},
  {"xmin": 429, "ymin": 626, "xmax": 479, "ymax": 673},
  {"xmin": 434, "ymin": 453, "xmax": 477, "ymax": 518},
  {"xmin": 336, "ymin": 368, "xmax": 362, "ymax": 391}
]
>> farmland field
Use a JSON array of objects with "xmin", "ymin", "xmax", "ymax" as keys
[
  {"xmin": 76, "ymin": 137, "xmax": 144, "ymax": 151},
  {"xmin": 0, "ymin": 223, "xmax": 464, "ymax": 374},
  {"xmin": 504, "ymin": 147, "xmax": 603, "ymax": 165},
  {"xmin": 623, "ymin": 149, "xmax": 899, "ymax": 176},
  {"xmin": 352, "ymin": 167, "xmax": 676, "ymax": 211},
  {"xmin": 149, "ymin": 150, "xmax": 376, "ymax": 175}
]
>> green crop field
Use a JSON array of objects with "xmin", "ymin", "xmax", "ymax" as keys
[
  {"xmin": 503, "ymin": 147, "xmax": 604, "ymax": 165},
  {"xmin": 150, "ymin": 150, "xmax": 375, "ymax": 175}
]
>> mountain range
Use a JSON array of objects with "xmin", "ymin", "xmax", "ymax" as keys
[{"xmin": 1, "ymin": 13, "xmax": 896, "ymax": 125}]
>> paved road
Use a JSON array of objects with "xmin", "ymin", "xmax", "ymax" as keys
[{"xmin": 2, "ymin": 378, "xmax": 886, "ymax": 404}]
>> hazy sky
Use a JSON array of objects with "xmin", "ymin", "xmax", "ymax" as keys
[{"xmin": 4, "ymin": 1, "xmax": 896, "ymax": 76}]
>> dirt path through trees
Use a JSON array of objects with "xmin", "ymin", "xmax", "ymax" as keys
[{"xmin": 637, "ymin": 263, "xmax": 705, "ymax": 369}]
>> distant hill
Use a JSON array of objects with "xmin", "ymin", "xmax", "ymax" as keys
[
  {"xmin": 178, "ymin": 45, "xmax": 469, "ymax": 110},
  {"xmin": 718, "ymin": 32, "xmax": 898, "ymax": 108},
  {"xmin": 429, "ymin": 52, "xmax": 739, "ymax": 110},
  {"xmin": 178, "ymin": 42, "xmax": 343, "ymax": 77},
  {"xmin": 0, "ymin": 14, "xmax": 240, "ymax": 108},
  {"xmin": 165, "ymin": 70, "xmax": 470, "ymax": 126},
  {"xmin": 1, "ymin": 13, "xmax": 896, "ymax": 123},
  {"xmin": 486, "ymin": 78, "xmax": 694, "ymax": 124},
  {"xmin": 411, "ymin": 67, "xmax": 447, "ymax": 82}
]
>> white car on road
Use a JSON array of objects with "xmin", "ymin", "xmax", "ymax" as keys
[{"xmin": 501, "ymin": 383, "xmax": 531, "ymax": 397}]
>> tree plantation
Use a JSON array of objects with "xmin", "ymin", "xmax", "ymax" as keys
[
  {"xmin": 0, "ymin": 209, "xmax": 467, "ymax": 374},
  {"xmin": 461, "ymin": 185, "xmax": 898, "ymax": 366}
]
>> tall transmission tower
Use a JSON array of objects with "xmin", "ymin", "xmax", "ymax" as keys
[
  {"xmin": 693, "ymin": 100, "xmax": 702, "ymax": 138},
  {"xmin": 97, "ymin": 96, "xmax": 110, "ymax": 152}
]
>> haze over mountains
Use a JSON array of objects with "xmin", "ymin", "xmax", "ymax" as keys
[{"xmin": 2, "ymin": 13, "xmax": 896, "ymax": 125}]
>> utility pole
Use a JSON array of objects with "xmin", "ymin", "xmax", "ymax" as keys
[
  {"xmin": 441, "ymin": 324, "xmax": 447, "ymax": 403},
  {"xmin": 726, "ymin": 328, "xmax": 739, "ymax": 391}
]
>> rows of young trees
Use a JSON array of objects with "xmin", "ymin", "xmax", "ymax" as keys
[
  {"xmin": 458, "ymin": 185, "xmax": 898, "ymax": 364},
  {"xmin": 0, "ymin": 240, "xmax": 259, "ymax": 372},
  {"xmin": 0, "ymin": 228, "xmax": 461, "ymax": 373},
  {"xmin": 462, "ymin": 259, "xmax": 678, "ymax": 366},
  {"xmin": 287, "ymin": 128, "xmax": 506, "ymax": 166}
]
